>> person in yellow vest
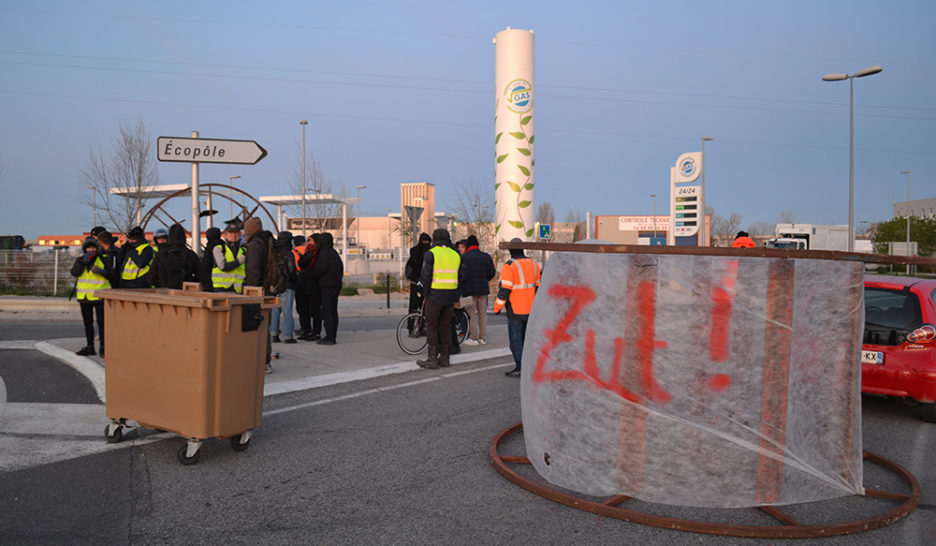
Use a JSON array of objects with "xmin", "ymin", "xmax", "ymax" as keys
[
  {"xmin": 70, "ymin": 237, "xmax": 112, "ymax": 356},
  {"xmin": 493, "ymin": 238, "xmax": 542, "ymax": 377},
  {"xmin": 416, "ymin": 228, "xmax": 461, "ymax": 369},
  {"xmin": 211, "ymin": 222, "xmax": 247, "ymax": 293},
  {"xmin": 118, "ymin": 226, "xmax": 154, "ymax": 288}
]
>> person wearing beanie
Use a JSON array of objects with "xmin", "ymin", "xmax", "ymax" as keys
[
  {"xmin": 493, "ymin": 238, "xmax": 541, "ymax": 377},
  {"xmin": 152, "ymin": 227, "xmax": 168, "ymax": 252},
  {"xmin": 404, "ymin": 232, "xmax": 432, "ymax": 332},
  {"xmin": 96, "ymin": 230, "xmax": 120, "ymax": 290},
  {"xmin": 416, "ymin": 228, "xmax": 460, "ymax": 369},
  {"xmin": 200, "ymin": 227, "xmax": 222, "ymax": 291},
  {"xmin": 242, "ymin": 217, "xmax": 273, "ymax": 373},
  {"xmin": 458, "ymin": 234, "xmax": 496, "ymax": 346},
  {"xmin": 269, "ymin": 231, "xmax": 297, "ymax": 344},
  {"xmin": 70, "ymin": 237, "xmax": 111, "ymax": 357},
  {"xmin": 90, "ymin": 226, "xmax": 106, "ymax": 240},
  {"xmin": 731, "ymin": 231, "xmax": 755, "ymax": 249},
  {"xmin": 118, "ymin": 226, "xmax": 154, "ymax": 288},
  {"xmin": 309, "ymin": 232, "xmax": 343, "ymax": 345}
]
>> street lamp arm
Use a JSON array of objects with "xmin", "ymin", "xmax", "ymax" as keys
[
  {"xmin": 822, "ymin": 73, "xmax": 848, "ymax": 81},
  {"xmin": 854, "ymin": 65, "xmax": 883, "ymax": 78}
]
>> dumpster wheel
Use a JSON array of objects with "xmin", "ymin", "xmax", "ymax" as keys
[{"xmin": 490, "ymin": 422, "xmax": 921, "ymax": 539}]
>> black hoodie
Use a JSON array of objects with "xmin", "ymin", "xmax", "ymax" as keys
[
  {"xmin": 310, "ymin": 232, "xmax": 343, "ymax": 290},
  {"xmin": 147, "ymin": 224, "xmax": 202, "ymax": 289}
]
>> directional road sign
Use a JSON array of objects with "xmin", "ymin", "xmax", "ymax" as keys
[{"xmin": 157, "ymin": 136, "xmax": 267, "ymax": 165}]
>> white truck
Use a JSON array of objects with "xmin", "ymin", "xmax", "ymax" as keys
[{"xmin": 767, "ymin": 224, "xmax": 850, "ymax": 251}]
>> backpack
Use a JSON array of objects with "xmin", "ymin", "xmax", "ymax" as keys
[{"xmin": 265, "ymin": 236, "xmax": 292, "ymax": 295}]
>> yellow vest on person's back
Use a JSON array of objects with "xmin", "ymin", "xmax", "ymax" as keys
[{"xmin": 429, "ymin": 246, "xmax": 460, "ymax": 290}]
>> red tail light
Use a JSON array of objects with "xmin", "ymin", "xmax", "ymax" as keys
[{"xmin": 907, "ymin": 324, "xmax": 936, "ymax": 344}]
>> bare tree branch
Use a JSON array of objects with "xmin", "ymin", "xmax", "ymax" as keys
[
  {"xmin": 443, "ymin": 177, "xmax": 496, "ymax": 249},
  {"xmin": 777, "ymin": 209, "xmax": 798, "ymax": 224},
  {"xmin": 80, "ymin": 119, "xmax": 158, "ymax": 234},
  {"xmin": 536, "ymin": 202, "xmax": 555, "ymax": 226}
]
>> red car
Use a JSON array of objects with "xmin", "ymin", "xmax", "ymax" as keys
[{"xmin": 862, "ymin": 275, "xmax": 936, "ymax": 422}]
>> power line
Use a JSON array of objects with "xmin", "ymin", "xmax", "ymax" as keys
[
  {"xmin": 2, "ymin": 88, "xmax": 933, "ymax": 157},
  {"xmin": 1, "ymin": 58, "xmax": 932, "ymax": 122}
]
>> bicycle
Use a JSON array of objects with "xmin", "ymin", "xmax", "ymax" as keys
[{"xmin": 396, "ymin": 299, "xmax": 469, "ymax": 355}]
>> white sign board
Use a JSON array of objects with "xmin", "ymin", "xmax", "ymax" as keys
[
  {"xmin": 673, "ymin": 152, "xmax": 702, "ymax": 183},
  {"xmin": 157, "ymin": 136, "xmax": 267, "ymax": 165},
  {"xmin": 618, "ymin": 216, "xmax": 671, "ymax": 232}
]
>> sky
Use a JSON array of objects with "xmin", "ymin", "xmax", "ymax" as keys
[{"xmin": 0, "ymin": 1, "xmax": 933, "ymax": 239}]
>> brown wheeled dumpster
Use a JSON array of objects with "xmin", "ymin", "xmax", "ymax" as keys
[{"xmin": 95, "ymin": 284, "xmax": 278, "ymax": 464}]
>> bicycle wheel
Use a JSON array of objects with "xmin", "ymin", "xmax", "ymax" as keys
[
  {"xmin": 453, "ymin": 308, "xmax": 470, "ymax": 346},
  {"xmin": 397, "ymin": 312, "xmax": 428, "ymax": 355}
]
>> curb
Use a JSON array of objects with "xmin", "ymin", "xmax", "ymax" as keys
[{"xmin": 34, "ymin": 341, "xmax": 107, "ymax": 403}]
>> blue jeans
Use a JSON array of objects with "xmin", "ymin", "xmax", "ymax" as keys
[
  {"xmin": 507, "ymin": 316, "xmax": 528, "ymax": 368},
  {"xmin": 270, "ymin": 288, "xmax": 295, "ymax": 339}
]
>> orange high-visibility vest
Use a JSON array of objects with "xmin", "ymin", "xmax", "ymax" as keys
[{"xmin": 494, "ymin": 257, "xmax": 540, "ymax": 315}]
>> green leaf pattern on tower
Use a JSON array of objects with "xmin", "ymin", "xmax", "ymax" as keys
[{"xmin": 495, "ymin": 109, "xmax": 534, "ymax": 239}]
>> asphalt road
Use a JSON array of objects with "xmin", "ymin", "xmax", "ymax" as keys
[{"xmin": 0, "ymin": 324, "xmax": 932, "ymax": 545}]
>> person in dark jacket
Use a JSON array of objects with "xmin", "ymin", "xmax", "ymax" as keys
[
  {"xmin": 404, "ymin": 232, "xmax": 431, "ymax": 333},
  {"xmin": 71, "ymin": 237, "xmax": 112, "ymax": 356},
  {"xmin": 96, "ymin": 230, "xmax": 120, "ymax": 289},
  {"xmin": 458, "ymin": 234, "xmax": 496, "ymax": 345},
  {"xmin": 417, "ymin": 228, "xmax": 460, "ymax": 369},
  {"xmin": 309, "ymin": 232, "xmax": 343, "ymax": 345},
  {"xmin": 118, "ymin": 226, "xmax": 154, "ymax": 288},
  {"xmin": 296, "ymin": 234, "xmax": 323, "ymax": 341},
  {"xmin": 147, "ymin": 223, "xmax": 202, "ymax": 289},
  {"xmin": 200, "ymin": 227, "xmax": 222, "ymax": 291},
  {"xmin": 243, "ymin": 217, "xmax": 273, "ymax": 373},
  {"xmin": 269, "ymin": 231, "xmax": 297, "ymax": 344}
]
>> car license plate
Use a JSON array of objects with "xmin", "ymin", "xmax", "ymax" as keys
[{"xmin": 861, "ymin": 351, "xmax": 884, "ymax": 365}]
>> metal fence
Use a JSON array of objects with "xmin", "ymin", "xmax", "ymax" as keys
[{"xmin": 0, "ymin": 249, "xmax": 78, "ymax": 295}]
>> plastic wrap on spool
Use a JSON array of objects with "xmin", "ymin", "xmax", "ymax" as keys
[{"xmin": 520, "ymin": 251, "xmax": 864, "ymax": 508}]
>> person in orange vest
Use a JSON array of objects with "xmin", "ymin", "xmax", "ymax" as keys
[
  {"xmin": 493, "ymin": 238, "xmax": 541, "ymax": 378},
  {"xmin": 731, "ymin": 231, "xmax": 755, "ymax": 248}
]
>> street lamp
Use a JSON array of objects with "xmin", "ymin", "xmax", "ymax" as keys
[
  {"xmin": 901, "ymin": 170, "xmax": 911, "ymax": 273},
  {"xmin": 87, "ymin": 185, "xmax": 97, "ymax": 227},
  {"xmin": 228, "ymin": 175, "xmax": 240, "ymax": 218},
  {"xmin": 649, "ymin": 193, "xmax": 657, "ymax": 240},
  {"xmin": 300, "ymin": 120, "xmax": 308, "ymax": 237},
  {"xmin": 822, "ymin": 65, "xmax": 883, "ymax": 252},
  {"xmin": 701, "ymin": 136, "xmax": 713, "ymax": 246},
  {"xmin": 356, "ymin": 185, "xmax": 367, "ymax": 247}
]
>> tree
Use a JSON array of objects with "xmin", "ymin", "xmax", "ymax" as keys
[
  {"xmin": 536, "ymin": 201, "xmax": 556, "ymax": 226},
  {"xmin": 289, "ymin": 147, "xmax": 346, "ymax": 234},
  {"xmin": 710, "ymin": 212, "xmax": 743, "ymax": 246},
  {"xmin": 871, "ymin": 216, "xmax": 936, "ymax": 256},
  {"xmin": 777, "ymin": 210, "xmax": 798, "ymax": 224},
  {"xmin": 81, "ymin": 119, "xmax": 159, "ymax": 234},
  {"xmin": 443, "ymin": 177, "xmax": 495, "ymax": 250},
  {"xmin": 747, "ymin": 221, "xmax": 772, "ymax": 238}
]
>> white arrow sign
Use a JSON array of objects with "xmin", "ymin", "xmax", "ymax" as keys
[{"xmin": 157, "ymin": 136, "xmax": 267, "ymax": 165}]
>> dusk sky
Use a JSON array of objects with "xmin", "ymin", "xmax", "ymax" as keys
[{"xmin": 1, "ymin": 1, "xmax": 933, "ymax": 239}]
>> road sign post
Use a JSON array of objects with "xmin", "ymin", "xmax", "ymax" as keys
[
  {"xmin": 538, "ymin": 223, "xmax": 551, "ymax": 240},
  {"xmin": 157, "ymin": 135, "xmax": 267, "ymax": 252}
]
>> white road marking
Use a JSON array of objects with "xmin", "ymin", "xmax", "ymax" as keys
[
  {"xmin": 33, "ymin": 341, "xmax": 106, "ymax": 403},
  {"xmin": 0, "ymin": 340, "xmax": 39, "ymax": 350}
]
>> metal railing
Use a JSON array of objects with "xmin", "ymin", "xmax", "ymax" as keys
[{"xmin": 0, "ymin": 249, "xmax": 78, "ymax": 295}]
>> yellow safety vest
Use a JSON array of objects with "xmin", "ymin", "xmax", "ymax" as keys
[
  {"xmin": 77, "ymin": 257, "xmax": 111, "ymax": 301},
  {"xmin": 429, "ymin": 246, "xmax": 460, "ymax": 290},
  {"xmin": 121, "ymin": 242, "xmax": 152, "ymax": 281},
  {"xmin": 212, "ymin": 244, "xmax": 245, "ymax": 293}
]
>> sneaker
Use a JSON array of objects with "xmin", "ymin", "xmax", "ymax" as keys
[
  {"xmin": 272, "ymin": 335, "xmax": 281, "ymax": 343},
  {"xmin": 462, "ymin": 338, "xmax": 480, "ymax": 346},
  {"xmin": 301, "ymin": 333, "xmax": 321, "ymax": 342},
  {"xmin": 265, "ymin": 363, "xmax": 273, "ymax": 374},
  {"xmin": 75, "ymin": 346, "xmax": 96, "ymax": 356},
  {"xmin": 317, "ymin": 339, "xmax": 336, "ymax": 346},
  {"xmin": 478, "ymin": 338, "xmax": 486, "ymax": 345},
  {"xmin": 284, "ymin": 338, "xmax": 297, "ymax": 344},
  {"xmin": 505, "ymin": 367, "xmax": 521, "ymax": 378}
]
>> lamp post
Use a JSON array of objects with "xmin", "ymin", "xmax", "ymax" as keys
[
  {"xmin": 87, "ymin": 185, "xmax": 97, "ymax": 227},
  {"xmin": 300, "ymin": 120, "xmax": 308, "ymax": 237},
  {"xmin": 902, "ymin": 170, "xmax": 911, "ymax": 273},
  {"xmin": 822, "ymin": 65, "xmax": 883, "ymax": 252},
  {"xmin": 356, "ymin": 185, "xmax": 367, "ymax": 247},
  {"xmin": 700, "ymin": 136, "xmax": 713, "ymax": 247},
  {"xmin": 650, "ymin": 193, "xmax": 657, "ymax": 240},
  {"xmin": 228, "ymin": 175, "xmax": 240, "ymax": 218}
]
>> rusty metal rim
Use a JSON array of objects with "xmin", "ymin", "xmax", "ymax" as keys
[
  {"xmin": 490, "ymin": 422, "xmax": 921, "ymax": 538},
  {"xmin": 498, "ymin": 241, "xmax": 936, "ymax": 267}
]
